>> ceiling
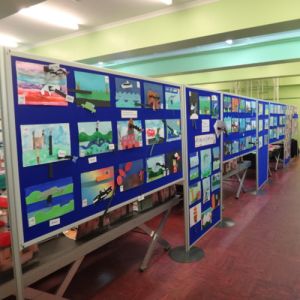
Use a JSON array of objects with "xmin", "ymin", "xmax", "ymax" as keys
[{"xmin": 0, "ymin": 0, "xmax": 197, "ymax": 49}]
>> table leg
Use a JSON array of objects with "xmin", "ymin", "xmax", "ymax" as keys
[{"xmin": 235, "ymin": 169, "xmax": 248, "ymax": 199}]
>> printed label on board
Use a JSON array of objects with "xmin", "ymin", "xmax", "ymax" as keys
[
  {"xmin": 49, "ymin": 218, "xmax": 60, "ymax": 227},
  {"xmin": 88, "ymin": 156, "xmax": 97, "ymax": 164},
  {"xmin": 28, "ymin": 217, "xmax": 36, "ymax": 227},
  {"xmin": 18, "ymin": 95, "xmax": 26, "ymax": 104},
  {"xmin": 82, "ymin": 199, "xmax": 88, "ymax": 207},
  {"xmin": 121, "ymin": 110, "xmax": 138, "ymax": 119},
  {"xmin": 109, "ymin": 144, "xmax": 115, "ymax": 150},
  {"xmin": 120, "ymin": 185, "xmax": 124, "ymax": 192},
  {"xmin": 201, "ymin": 119, "xmax": 210, "ymax": 133},
  {"xmin": 65, "ymin": 95, "xmax": 74, "ymax": 103},
  {"xmin": 194, "ymin": 134, "xmax": 216, "ymax": 148},
  {"xmin": 58, "ymin": 150, "xmax": 67, "ymax": 158}
]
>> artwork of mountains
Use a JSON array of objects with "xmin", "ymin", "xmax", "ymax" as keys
[
  {"xmin": 16, "ymin": 60, "xmax": 68, "ymax": 106},
  {"xmin": 146, "ymin": 154, "xmax": 165, "ymax": 182},
  {"xmin": 78, "ymin": 121, "xmax": 113, "ymax": 157},
  {"xmin": 25, "ymin": 177, "xmax": 74, "ymax": 227},
  {"xmin": 81, "ymin": 167, "xmax": 114, "ymax": 207},
  {"xmin": 115, "ymin": 77, "xmax": 141, "ymax": 108},
  {"xmin": 21, "ymin": 123, "xmax": 71, "ymax": 167},
  {"xmin": 74, "ymin": 71, "xmax": 110, "ymax": 107},
  {"xmin": 165, "ymin": 86, "xmax": 180, "ymax": 110}
]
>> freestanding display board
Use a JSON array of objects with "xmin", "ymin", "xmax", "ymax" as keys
[
  {"xmin": 2, "ymin": 51, "xmax": 183, "ymax": 247},
  {"xmin": 223, "ymin": 93, "xmax": 257, "ymax": 162},
  {"xmin": 257, "ymin": 100, "xmax": 269, "ymax": 189},
  {"xmin": 269, "ymin": 102, "xmax": 286, "ymax": 143},
  {"xmin": 284, "ymin": 106, "xmax": 293, "ymax": 165},
  {"xmin": 183, "ymin": 87, "xmax": 222, "ymax": 247}
]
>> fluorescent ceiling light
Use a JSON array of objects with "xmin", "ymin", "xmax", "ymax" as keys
[
  {"xmin": 0, "ymin": 34, "xmax": 19, "ymax": 48},
  {"xmin": 225, "ymin": 39, "xmax": 233, "ymax": 45},
  {"xmin": 19, "ymin": 5, "xmax": 80, "ymax": 30},
  {"xmin": 161, "ymin": 0, "xmax": 173, "ymax": 5}
]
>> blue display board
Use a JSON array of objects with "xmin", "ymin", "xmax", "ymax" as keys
[
  {"xmin": 184, "ymin": 87, "xmax": 222, "ymax": 247},
  {"xmin": 223, "ymin": 93, "xmax": 257, "ymax": 162},
  {"xmin": 269, "ymin": 102, "xmax": 286, "ymax": 143},
  {"xmin": 9, "ymin": 54, "xmax": 183, "ymax": 245},
  {"xmin": 257, "ymin": 100, "xmax": 269, "ymax": 189}
]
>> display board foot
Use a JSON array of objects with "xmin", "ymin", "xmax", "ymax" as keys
[
  {"xmin": 168, "ymin": 246, "xmax": 204, "ymax": 263},
  {"xmin": 217, "ymin": 217, "xmax": 235, "ymax": 228},
  {"xmin": 250, "ymin": 189, "xmax": 265, "ymax": 196}
]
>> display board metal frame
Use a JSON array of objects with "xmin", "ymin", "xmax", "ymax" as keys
[
  {"xmin": 182, "ymin": 86, "xmax": 222, "ymax": 250},
  {"xmin": 2, "ymin": 49, "xmax": 184, "ymax": 249},
  {"xmin": 268, "ymin": 100, "xmax": 286, "ymax": 144}
]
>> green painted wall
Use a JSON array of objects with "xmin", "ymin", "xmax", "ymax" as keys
[{"xmin": 27, "ymin": 0, "xmax": 300, "ymax": 62}]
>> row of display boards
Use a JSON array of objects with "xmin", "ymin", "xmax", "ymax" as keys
[{"xmin": 0, "ymin": 50, "xmax": 296, "ymax": 266}]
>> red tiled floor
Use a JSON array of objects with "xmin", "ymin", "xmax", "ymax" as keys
[{"xmin": 34, "ymin": 159, "xmax": 300, "ymax": 300}]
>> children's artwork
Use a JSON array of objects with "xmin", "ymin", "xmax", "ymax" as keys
[
  {"xmin": 259, "ymin": 120, "xmax": 263, "ymax": 132},
  {"xmin": 246, "ymin": 136, "xmax": 252, "ymax": 149},
  {"xmin": 202, "ymin": 177, "xmax": 210, "ymax": 203},
  {"xmin": 224, "ymin": 141, "xmax": 232, "ymax": 156},
  {"xmin": 202, "ymin": 208, "xmax": 213, "ymax": 229},
  {"xmin": 224, "ymin": 96, "xmax": 232, "ymax": 112},
  {"xmin": 81, "ymin": 167, "xmax": 114, "ymax": 207},
  {"xmin": 232, "ymin": 140, "xmax": 239, "ymax": 154},
  {"xmin": 251, "ymin": 119, "xmax": 256, "ymax": 130},
  {"xmin": 251, "ymin": 101, "xmax": 256, "ymax": 114},
  {"xmin": 199, "ymin": 96, "xmax": 211, "ymax": 115},
  {"xmin": 224, "ymin": 117, "xmax": 232, "ymax": 134},
  {"xmin": 246, "ymin": 118, "xmax": 252, "ymax": 131},
  {"xmin": 189, "ymin": 203, "xmax": 201, "ymax": 227},
  {"xmin": 146, "ymin": 154, "xmax": 166, "ymax": 182},
  {"xmin": 246, "ymin": 101, "xmax": 251, "ymax": 113},
  {"xmin": 211, "ymin": 172, "xmax": 220, "ymax": 191},
  {"xmin": 231, "ymin": 118, "xmax": 239, "ymax": 133},
  {"xmin": 190, "ymin": 151, "xmax": 199, "ymax": 168},
  {"xmin": 165, "ymin": 86, "xmax": 180, "ymax": 110},
  {"xmin": 16, "ymin": 61, "xmax": 68, "ymax": 106},
  {"xmin": 211, "ymin": 192, "xmax": 220, "ymax": 209},
  {"xmin": 240, "ymin": 118, "xmax": 246, "ymax": 132},
  {"xmin": 78, "ymin": 121, "xmax": 113, "ymax": 157},
  {"xmin": 240, "ymin": 137, "xmax": 246, "ymax": 151},
  {"xmin": 212, "ymin": 147, "xmax": 220, "ymax": 171},
  {"xmin": 189, "ymin": 181, "xmax": 201, "ymax": 204},
  {"xmin": 144, "ymin": 82, "xmax": 163, "ymax": 110},
  {"xmin": 117, "ymin": 159, "xmax": 144, "ymax": 192},
  {"xmin": 239, "ymin": 99, "xmax": 246, "ymax": 113},
  {"xmin": 232, "ymin": 97, "xmax": 239, "ymax": 112},
  {"xmin": 166, "ymin": 151, "xmax": 182, "ymax": 174},
  {"xmin": 189, "ymin": 91, "xmax": 199, "ymax": 119},
  {"xmin": 117, "ymin": 119, "xmax": 143, "ymax": 150},
  {"xmin": 259, "ymin": 103, "xmax": 264, "ymax": 115},
  {"xmin": 259, "ymin": 136, "xmax": 263, "ymax": 148},
  {"xmin": 74, "ymin": 71, "xmax": 110, "ymax": 107},
  {"xmin": 21, "ymin": 123, "xmax": 71, "ymax": 167},
  {"xmin": 190, "ymin": 167, "xmax": 199, "ymax": 180},
  {"xmin": 115, "ymin": 77, "xmax": 141, "ymax": 108},
  {"xmin": 166, "ymin": 119, "xmax": 181, "ymax": 142},
  {"xmin": 25, "ymin": 177, "xmax": 74, "ymax": 227},
  {"xmin": 264, "ymin": 134, "xmax": 268, "ymax": 145},
  {"xmin": 200, "ymin": 149, "xmax": 212, "ymax": 178},
  {"xmin": 145, "ymin": 120, "xmax": 165, "ymax": 145},
  {"xmin": 211, "ymin": 95, "xmax": 219, "ymax": 118}
]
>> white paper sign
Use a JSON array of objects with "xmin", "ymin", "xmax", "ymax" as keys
[
  {"xmin": 58, "ymin": 150, "xmax": 67, "ymax": 158},
  {"xmin": 82, "ymin": 199, "xmax": 88, "ymax": 207},
  {"xmin": 121, "ymin": 110, "xmax": 138, "ymax": 119},
  {"xmin": 50, "ymin": 218, "xmax": 60, "ymax": 227},
  {"xmin": 28, "ymin": 217, "xmax": 36, "ymax": 227},
  {"xmin": 88, "ymin": 156, "xmax": 97, "ymax": 164},
  {"xmin": 201, "ymin": 119, "xmax": 210, "ymax": 133},
  {"xmin": 109, "ymin": 144, "xmax": 115, "ymax": 150},
  {"xmin": 66, "ymin": 95, "xmax": 74, "ymax": 103},
  {"xmin": 194, "ymin": 134, "xmax": 216, "ymax": 148}
]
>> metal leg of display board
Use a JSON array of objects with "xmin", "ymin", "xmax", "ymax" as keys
[
  {"xmin": 139, "ymin": 208, "xmax": 172, "ymax": 271},
  {"xmin": 24, "ymin": 256, "xmax": 85, "ymax": 300},
  {"xmin": 235, "ymin": 169, "xmax": 248, "ymax": 199}
]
